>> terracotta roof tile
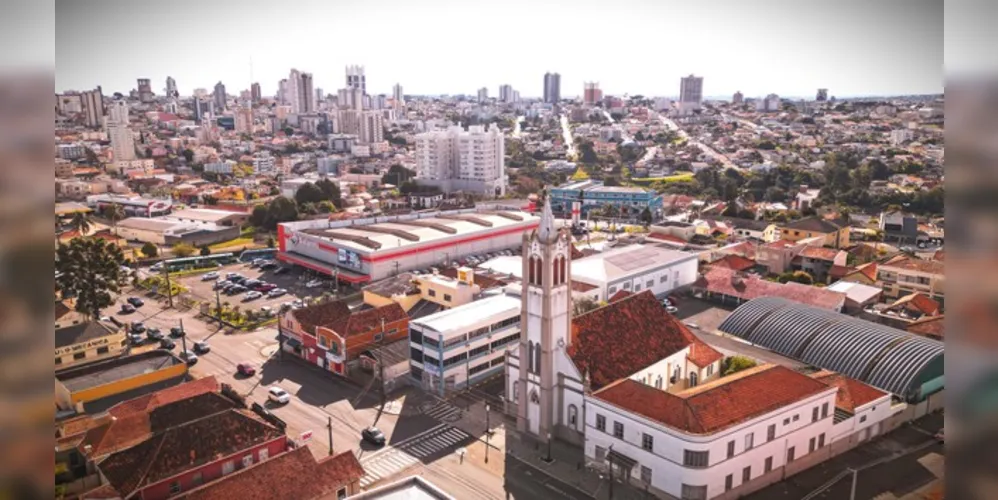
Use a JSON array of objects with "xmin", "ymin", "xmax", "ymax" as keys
[
  {"xmin": 571, "ymin": 281, "xmax": 599, "ymax": 293},
  {"xmin": 888, "ymin": 293, "xmax": 941, "ymax": 316},
  {"xmin": 782, "ymin": 216, "xmax": 847, "ymax": 233},
  {"xmin": 79, "ymin": 483, "xmax": 122, "ymax": 499},
  {"xmin": 108, "ymin": 376, "xmax": 219, "ymax": 419},
  {"xmin": 694, "ymin": 266, "xmax": 845, "ymax": 311},
  {"xmin": 608, "ymin": 290, "xmax": 632, "ymax": 303},
  {"xmin": 798, "ymin": 246, "xmax": 842, "ymax": 261},
  {"xmin": 881, "ymin": 255, "xmax": 944, "ymax": 275},
  {"xmin": 708, "ymin": 254, "xmax": 757, "ymax": 272},
  {"xmin": 293, "ymin": 301, "xmax": 407, "ymax": 338},
  {"xmin": 179, "ymin": 447, "xmax": 363, "ymax": 500},
  {"xmin": 594, "ymin": 365, "xmax": 832, "ymax": 434},
  {"xmin": 810, "ymin": 371, "xmax": 888, "ymax": 413},
  {"xmin": 906, "ymin": 315, "xmax": 945, "ymax": 339},
  {"xmin": 568, "ymin": 291, "xmax": 700, "ymax": 390},
  {"xmin": 829, "ymin": 264, "xmax": 855, "ymax": 280}
]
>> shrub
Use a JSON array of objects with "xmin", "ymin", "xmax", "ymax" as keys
[{"xmin": 722, "ymin": 356, "xmax": 757, "ymax": 376}]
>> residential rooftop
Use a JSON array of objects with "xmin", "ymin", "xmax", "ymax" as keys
[
  {"xmin": 411, "ymin": 293, "xmax": 521, "ymax": 336},
  {"xmin": 572, "ymin": 244, "xmax": 696, "ymax": 284},
  {"xmin": 56, "ymin": 350, "xmax": 184, "ymax": 393}
]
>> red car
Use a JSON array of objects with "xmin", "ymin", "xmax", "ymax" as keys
[
  {"xmin": 254, "ymin": 283, "xmax": 277, "ymax": 292},
  {"xmin": 236, "ymin": 363, "xmax": 257, "ymax": 376}
]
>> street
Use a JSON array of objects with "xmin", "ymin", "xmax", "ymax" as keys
[{"xmin": 560, "ymin": 114, "xmax": 577, "ymax": 160}]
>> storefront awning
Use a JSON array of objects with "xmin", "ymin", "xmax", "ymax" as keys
[
  {"xmin": 277, "ymin": 252, "xmax": 371, "ymax": 284},
  {"xmin": 608, "ymin": 448, "xmax": 638, "ymax": 470},
  {"xmin": 278, "ymin": 334, "xmax": 302, "ymax": 349}
]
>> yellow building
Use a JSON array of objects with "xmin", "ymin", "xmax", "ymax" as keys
[
  {"xmin": 877, "ymin": 255, "xmax": 945, "ymax": 303},
  {"xmin": 778, "ymin": 216, "xmax": 850, "ymax": 249},
  {"xmin": 55, "ymin": 302, "xmax": 128, "ymax": 369},
  {"xmin": 56, "ymin": 351, "xmax": 188, "ymax": 411},
  {"xmin": 362, "ymin": 268, "xmax": 482, "ymax": 311}
]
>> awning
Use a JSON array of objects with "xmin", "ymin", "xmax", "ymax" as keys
[
  {"xmin": 608, "ymin": 448, "xmax": 638, "ymax": 470},
  {"xmin": 279, "ymin": 335, "xmax": 302, "ymax": 349},
  {"xmin": 278, "ymin": 252, "xmax": 371, "ymax": 283}
]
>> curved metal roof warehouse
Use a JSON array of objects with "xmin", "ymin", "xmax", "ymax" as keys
[{"xmin": 719, "ymin": 297, "xmax": 944, "ymax": 402}]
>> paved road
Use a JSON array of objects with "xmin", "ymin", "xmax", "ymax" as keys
[
  {"xmin": 513, "ymin": 115, "xmax": 524, "ymax": 138},
  {"xmin": 560, "ymin": 115, "xmax": 577, "ymax": 160},
  {"xmin": 655, "ymin": 112, "xmax": 741, "ymax": 171}
]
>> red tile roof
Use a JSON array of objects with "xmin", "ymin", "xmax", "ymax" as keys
[
  {"xmin": 856, "ymin": 262, "xmax": 878, "ymax": 282},
  {"xmin": 906, "ymin": 315, "xmax": 945, "ymax": 339},
  {"xmin": 608, "ymin": 290, "xmax": 633, "ymax": 303},
  {"xmin": 810, "ymin": 371, "xmax": 888, "ymax": 413},
  {"xmin": 179, "ymin": 447, "xmax": 363, "ymax": 500},
  {"xmin": 594, "ymin": 365, "xmax": 832, "ymax": 434},
  {"xmin": 568, "ymin": 291, "xmax": 718, "ymax": 390},
  {"xmin": 293, "ymin": 301, "xmax": 407, "ymax": 338},
  {"xmin": 708, "ymin": 254, "xmax": 757, "ymax": 272},
  {"xmin": 798, "ymin": 246, "xmax": 842, "ymax": 261},
  {"xmin": 764, "ymin": 239, "xmax": 796, "ymax": 249},
  {"xmin": 828, "ymin": 264, "xmax": 855, "ymax": 280},
  {"xmin": 881, "ymin": 255, "xmax": 944, "ymax": 275},
  {"xmin": 571, "ymin": 281, "xmax": 599, "ymax": 293},
  {"xmin": 694, "ymin": 266, "xmax": 845, "ymax": 311},
  {"xmin": 888, "ymin": 293, "xmax": 941, "ymax": 316},
  {"xmin": 108, "ymin": 376, "xmax": 219, "ymax": 419}
]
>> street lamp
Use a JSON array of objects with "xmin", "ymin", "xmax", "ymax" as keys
[
  {"xmin": 546, "ymin": 432, "xmax": 552, "ymax": 462},
  {"xmin": 485, "ymin": 403, "xmax": 491, "ymax": 464}
]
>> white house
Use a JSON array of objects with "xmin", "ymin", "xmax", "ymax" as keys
[{"xmin": 571, "ymin": 244, "xmax": 699, "ymax": 301}]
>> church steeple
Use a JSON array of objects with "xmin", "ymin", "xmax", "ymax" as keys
[{"xmin": 536, "ymin": 191, "xmax": 557, "ymax": 244}]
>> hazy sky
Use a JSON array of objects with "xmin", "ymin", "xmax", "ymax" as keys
[{"xmin": 56, "ymin": 0, "xmax": 943, "ymax": 99}]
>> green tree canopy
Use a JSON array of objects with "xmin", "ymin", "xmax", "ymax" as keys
[
  {"xmin": 199, "ymin": 245, "xmax": 211, "ymax": 256},
  {"xmin": 56, "ymin": 238, "xmax": 125, "ymax": 319},
  {"xmin": 172, "ymin": 243, "xmax": 196, "ymax": 257},
  {"xmin": 315, "ymin": 178, "xmax": 342, "ymax": 207},
  {"xmin": 264, "ymin": 197, "xmax": 299, "ymax": 229},
  {"xmin": 722, "ymin": 355, "xmax": 758, "ymax": 376},
  {"xmin": 295, "ymin": 182, "xmax": 325, "ymax": 205},
  {"xmin": 141, "ymin": 242, "xmax": 158, "ymax": 258}
]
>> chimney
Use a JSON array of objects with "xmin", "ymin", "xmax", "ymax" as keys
[{"xmin": 799, "ymin": 184, "xmax": 808, "ymax": 194}]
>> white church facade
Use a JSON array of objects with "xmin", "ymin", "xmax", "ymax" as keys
[{"xmin": 504, "ymin": 197, "xmax": 894, "ymax": 500}]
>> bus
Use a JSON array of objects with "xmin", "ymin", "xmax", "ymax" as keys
[
  {"xmin": 158, "ymin": 253, "xmax": 237, "ymax": 273},
  {"xmin": 239, "ymin": 248, "xmax": 277, "ymax": 263}
]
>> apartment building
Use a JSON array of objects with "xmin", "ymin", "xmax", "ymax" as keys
[
  {"xmin": 414, "ymin": 124, "xmax": 506, "ymax": 197},
  {"xmin": 778, "ymin": 217, "xmax": 850, "ymax": 249},
  {"xmin": 876, "ymin": 255, "xmax": 945, "ymax": 304},
  {"xmin": 106, "ymin": 100, "xmax": 135, "ymax": 161}
]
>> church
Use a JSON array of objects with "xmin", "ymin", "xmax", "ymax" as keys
[{"xmin": 504, "ymin": 196, "xmax": 893, "ymax": 500}]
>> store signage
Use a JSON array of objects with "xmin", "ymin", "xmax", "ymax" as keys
[{"xmin": 55, "ymin": 336, "xmax": 112, "ymax": 356}]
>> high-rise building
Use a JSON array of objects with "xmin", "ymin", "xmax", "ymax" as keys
[
  {"xmin": 346, "ymin": 65, "xmax": 366, "ymax": 95},
  {"xmin": 543, "ymin": 72, "xmax": 561, "ymax": 103},
  {"xmin": 316, "ymin": 87, "xmax": 324, "ymax": 105},
  {"xmin": 251, "ymin": 82, "xmax": 262, "ymax": 103},
  {"xmin": 732, "ymin": 91, "xmax": 744, "ymax": 104},
  {"xmin": 679, "ymin": 74, "xmax": 703, "ymax": 105},
  {"xmin": 816, "ymin": 88, "xmax": 829, "ymax": 101},
  {"xmin": 165, "ymin": 76, "xmax": 177, "ymax": 98},
  {"xmin": 583, "ymin": 82, "xmax": 603, "ymax": 105},
  {"xmin": 106, "ymin": 100, "xmax": 135, "ymax": 161},
  {"xmin": 300, "ymin": 72, "xmax": 315, "ymax": 113},
  {"xmin": 477, "ymin": 87, "xmax": 488, "ymax": 103},
  {"xmin": 499, "ymin": 84, "xmax": 514, "ymax": 103},
  {"xmin": 277, "ymin": 79, "xmax": 288, "ymax": 105},
  {"xmin": 338, "ymin": 87, "xmax": 364, "ymax": 111},
  {"xmin": 81, "ymin": 87, "xmax": 104, "ymax": 129},
  {"xmin": 213, "ymin": 81, "xmax": 227, "ymax": 111},
  {"xmin": 192, "ymin": 97, "xmax": 214, "ymax": 122},
  {"xmin": 415, "ymin": 124, "xmax": 506, "ymax": 197},
  {"xmin": 235, "ymin": 105, "xmax": 254, "ymax": 134},
  {"xmin": 137, "ymin": 78, "xmax": 153, "ymax": 102},
  {"xmin": 358, "ymin": 111, "xmax": 384, "ymax": 144},
  {"xmin": 393, "ymin": 83, "xmax": 404, "ymax": 110},
  {"xmin": 287, "ymin": 69, "xmax": 301, "ymax": 113},
  {"xmin": 756, "ymin": 93, "xmax": 781, "ymax": 112}
]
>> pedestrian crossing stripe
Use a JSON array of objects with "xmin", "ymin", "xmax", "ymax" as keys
[
  {"xmin": 359, "ymin": 424, "xmax": 472, "ymax": 489},
  {"xmin": 423, "ymin": 402, "xmax": 462, "ymax": 420}
]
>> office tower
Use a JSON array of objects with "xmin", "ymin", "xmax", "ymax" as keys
[
  {"xmin": 358, "ymin": 111, "xmax": 384, "ymax": 144},
  {"xmin": 192, "ymin": 97, "xmax": 214, "ymax": 122},
  {"xmin": 816, "ymin": 88, "xmax": 828, "ymax": 101},
  {"xmin": 583, "ymin": 82, "xmax": 603, "ymax": 105},
  {"xmin": 732, "ymin": 91, "xmax": 744, "ymax": 104},
  {"xmin": 393, "ymin": 83, "xmax": 404, "ymax": 109},
  {"xmin": 679, "ymin": 74, "xmax": 703, "ymax": 105},
  {"xmin": 346, "ymin": 65, "xmax": 366, "ymax": 95},
  {"xmin": 300, "ymin": 72, "xmax": 315, "ymax": 113},
  {"xmin": 213, "ymin": 81, "xmax": 227, "ymax": 110},
  {"xmin": 277, "ymin": 79, "xmax": 288, "ymax": 104},
  {"xmin": 756, "ymin": 93, "xmax": 781, "ymax": 112},
  {"xmin": 338, "ymin": 87, "xmax": 364, "ymax": 111},
  {"xmin": 477, "ymin": 87, "xmax": 488, "ymax": 103},
  {"xmin": 165, "ymin": 76, "xmax": 177, "ymax": 98},
  {"xmin": 316, "ymin": 87, "xmax": 324, "ymax": 104},
  {"xmin": 415, "ymin": 124, "xmax": 506, "ymax": 197},
  {"xmin": 106, "ymin": 100, "xmax": 135, "ymax": 161},
  {"xmin": 137, "ymin": 78, "xmax": 153, "ymax": 102},
  {"xmin": 192, "ymin": 88, "xmax": 208, "ymax": 99},
  {"xmin": 81, "ymin": 87, "xmax": 104, "ymax": 129},
  {"xmin": 499, "ymin": 84, "xmax": 514, "ymax": 103},
  {"xmin": 512, "ymin": 90, "xmax": 520, "ymax": 103},
  {"xmin": 287, "ymin": 69, "xmax": 301, "ymax": 113},
  {"xmin": 543, "ymin": 72, "xmax": 561, "ymax": 103},
  {"xmin": 235, "ymin": 105, "xmax": 253, "ymax": 134},
  {"xmin": 251, "ymin": 82, "xmax": 262, "ymax": 103}
]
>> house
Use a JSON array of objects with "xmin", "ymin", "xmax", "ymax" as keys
[
  {"xmin": 279, "ymin": 301, "xmax": 409, "ymax": 377},
  {"xmin": 825, "ymin": 281, "xmax": 883, "ymax": 314},
  {"xmin": 691, "ymin": 266, "xmax": 846, "ymax": 312},
  {"xmin": 839, "ymin": 262, "xmax": 878, "ymax": 286},
  {"xmin": 878, "ymin": 211, "xmax": 919, "ymax": 244},
  {"xmin": 707, "ymin": 254, "xmax": 759, "ymax": 273},
  {"xmin": 906, "ymin": 316, "xmax": 945, "ymax": 341},
  {"xmin": 868, "ymin": 293, "xmax": 942, "ymax": 330},
  {"xmin": 778, "ymin": 216, "xmax": 850, "ymax": 249},
  {"xmin": 876, "ymin": 255, "xmax": 945, "ymax": 304},
  {"xmin": 793, "ymin": 185, "xmax": 821, "ymax": 211},
  {"xmin": 790, "ymin": 246, "xmax": 848, "ymax": 284},
  {"xmin": 703, "ymin": 216, "xmax": 779, "ymax": 243}
]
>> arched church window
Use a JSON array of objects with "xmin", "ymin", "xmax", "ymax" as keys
[
  {"xmin": 530, "ymin": 389, "xmax": 540, "ymax": 404},
  {"xmin": 568, "ymin": 404, "xmax": 579, "ymax": 430},
  {"xmin": 534, "ymin": 343, "xmax": 542, "ymax": 375}
]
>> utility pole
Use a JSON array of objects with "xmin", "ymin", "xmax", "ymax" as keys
[
  {"xmin": 485, "ymin": 403, "xmax": 491, "ymax": 463},
  {"xmin": 849, "ymin": 468, "xmax": 858, "ymax": 500},
  {"xmin": 607, "ymin": 444, "xmax": 614, "ymax": 500},
  {"xmin": 215, "ymin": 286, "xmax": 223, "ymax": 326},
  {"xmin": 161, "ymin": 262, "xmax": 174, "ymax": 308},
  {"xmin": 379, "ymin": 317, "xmax": 386, "ymax": 408},
  {"xmin": 179, "ymin": 318, "xmax": 187, "ymax": 354},
  {"xmin": 327, "ymin": 416, "xmax": 334, "ymax": 456}
]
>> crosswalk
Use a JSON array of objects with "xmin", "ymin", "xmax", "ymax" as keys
[
  {"xmin": 421, "ymin": 401, "xmax": 463, "ymax": 422},
  {"xmin": 359, "ymin": 423, "xmax": 472, "ymax": 488}
]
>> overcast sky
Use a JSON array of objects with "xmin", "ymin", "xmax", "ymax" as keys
[{"xmin": 56, "ymin": 0, "xmax": 943, "ymax": 99}]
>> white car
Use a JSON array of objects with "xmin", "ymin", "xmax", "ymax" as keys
[
  {"xmin": 244, "ymin": 291, "xmax": 263, "ymax": 300},
  {"xmin": 201, "ymin": 271, "xmax": 219, "ymax": 281},
  {"xmin": 268, "ymin": 387, "xmax": 290, "ymax": 405},
  {"xmin": 305, "ymin": 279, "xmax": 324, "ymax": 289},
  {"xmin": 268, "ymin": 288, "xmax": 287, "ymax": 298}
]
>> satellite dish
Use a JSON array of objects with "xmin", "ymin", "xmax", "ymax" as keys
[{"xmin": 557, "ymin": 338, "xmax": 566, "ymax": 348}]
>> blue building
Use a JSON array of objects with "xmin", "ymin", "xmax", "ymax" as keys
[{"xmin": 549, "ymin": 180, "xmax": 663, "ymax": 221}]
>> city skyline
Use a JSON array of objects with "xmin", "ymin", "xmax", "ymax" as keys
[{"xmin": 56, "ymin": 0, "xmax": 942, "ymax": 99}]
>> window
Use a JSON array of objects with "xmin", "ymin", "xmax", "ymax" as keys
[
  {"xmin": 683, "ymin": 450, "xmax": 709, "ymax": 468},
  {"xmin": 818, "ymin": 433, "xmax": 826, "ymax": 448},
  {"xmin": 608, "ymin": 286, "xmax": 617, "ymax": 295},
  {"xmin": 646, "ymin": 280, "xmax": 654, "ymax": 288},
  {"xmin": 429, "ymin": 289, "xmax": 437, "ymax": 297},
  {"xmin": 318, "ymin": 336, "xmax": 329, "ymax": 348},
  {"xmin": 534, "ymin": 344, "xmax": 542, "ymax": 375},
  {"xmin": 410, "ymin": 328, "xmax": 423, "ymax": 344},
  {"xmin": 725, "ymin": 474, "xmax": 733, "ymax": 491},
  {"xmin": 469, "ymin": 343, "xmax": 489, "ymax": 358},
  {"xmin": 595, "ymin": 446, "xmax": 606, "ymax": 463},
  {"xmin": 689, "ymin": 372, "xmax": 698, "ymax": 387},
  {"xmin": 860, "ymin": 415, "xmax": 867, "ymax": 423},
  {"xmin": 727, "ymin": 440, "xmax": 735, "ymax": 458},
  {"xmin": 745, "ymin": 433, "xmax": 754, "ymax": 450},
  {"xmin": 742, "ymin": 466, "xmax": 751, "ymax": 483},
  {"xmin": 222, "ymin": 460, "xmax": 235, "ymax": 475},
  {"xmin": 792, "ymin": 414, "xmax": 800, "ymax": 422},
  {"xmin": 442, "ymin": 352, "xmax": 467, "ymax": 368},
  {"xmin": 783, "ymin": 418, "xmax": 790, "ymax": 426},
  {"xmin": 706, "ymin": 364, "xmax": 713, "ymax": 377},
  {"xmin": 242, "ymin": 454, "xmax": 254, "ymax": 467},
  {"xmin": 568, "ymin": 405, "xmax": 578, "ymax": 429},
  {"xmin": 764, "ymin": 456, "xmax": 773, "ymax": 473},
  {"xmin": 613, "ymin": 421, "xmax": 624, "ymax": 439},
  {"xmin": 73, "ymin": 352, "xmax": 86, "ymax": 360},
  {"xmin": 374, "ymin": 332, "xmax": 384, "ymax": 342},
  {"xmin": 513, "ymin": 382, "xmax": 519, "ymax": 400},
  {"xmin": 169, "ymin": 481, "xmax": 182, "ymax": 494},
  {"xmin": 337, "ymin": 487, "xmax": 348, "ymax": 500},
  {"xmin": 329, "ymin": 342, "xmax": 340, "ymax": 355},
  {"xmin": 660, "ymin": 275, "xmax": 668, "ymax": 283},
  {"xmin": 767, "ymin": 424, "xmax": 776, "ymax": 442},
  {"xmin": 809, "ymin": 437, "xmax": 816, "ymax": 453},
  {"xmin": 821, "ymin": 402, "xmax": 829, "ymax": 418},
  {"xmin": 681, "ymin": 484, "xmax": 708, "ymax": 500},
  {"xmin": 596, "ymin": 414, "xmax": 606, "ymax": 432},
  {"xmin": 787, "ymin": 447, "xmax": 795, "ymax": 463},
  {"xmin": 259, "ymin": 448, "xmax": 269, "ymax": 461},
  {"xmin": 812, "ymin": 407, "xmax": 819, "ymax": 422},
  {"xmin": 642, "ymin": 433, "xmax": 654, "ymax": 451},
  {"xmin": 410, "ymin": 348, "xmax": 424, "ymax": 363},
  {"xmin": 190, "ymin": 472, "xmax": 203, "ymax": 486},
  {"xmin": 655, "ymin": 376, "xmax": 663, "ymax": 389},
  {"xmin": 623, "ymin": 282, "xmax": 631, "ymax": 290},
  {"xmin": 55, "ymin": 357, "xmax": 62, "ymax": 365},
  {"xmin": 96, "ymin": 346, "xmax": 110, "ymax": 355},
  {"xmin": 444, "ymin": 294, "xmax": 452, "ymax": 302},
  {"xmin": 634, "ymin": 284, "xmax": 641, "ymax": 291}
]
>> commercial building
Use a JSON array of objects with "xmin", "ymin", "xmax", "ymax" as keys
[
  {"xmin": 544, "ymin": 72, "xmax": 561, "ymax": 103},
  {"xmin": 55, "ymin": 350, "xmax": 189, "ymax": 412},
  {"xmin": 203, "ymin": 160, "xmax": 236, "ymax": 175},
  {"xmin": 346, "ymin": 64, "xmax": 366, "ymax": 95},
  {"xmin": 137, "ymin": 78, "xmax": 153, "ymax": 102},
  {"xmin": 679, "ymin": 74, "xmax": 704, "ymax": 108},
  {"xmin": 213, "ymin": 81, "xmax": 227, "ymax": 111},
  {"xmin": 106, "ymin": 100, "xmax": 135, "ymax": 161},
  {"xmin": 583, "ymin": 82, "xmax": 602, "ymax": 105},
  {"xmin": 415, "ymin": 124, "xmax": 507, "ymax": 197},
  {"xmin": 571, "ymin": 244, "xmax": 699, "ymax": 302},
  {"xmin": 81, "ymin": 87, "xmax": 104, "ymax": 128},
  {"xmin": 253, "ymin": 151, "xmax": 276, "ymax": 174},
  {"xmin": 115, "ymin": 216, "xmax": 240, "ymax": 246},
  {"xmin": 277, "ymin": 208, "xmax": 540, "ymax": 284},
  {"xmin": 550, "ymin": 180, "xmax": 663, "ymax": 221},
  {"xmin": 409, "ymin": 292, "xmax": 521, "ymax": 395},
  {"xmin": 86, "ymin": 194, "xmax": 173, "ymax": 217},
  {"xmin": 55, "ymin": 311, "xmax": 127, "ymax": 370}
]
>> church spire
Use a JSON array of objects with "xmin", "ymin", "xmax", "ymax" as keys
[{"xmin": 536, "ymin": 189, "xmax": 557, "ymax": 244}]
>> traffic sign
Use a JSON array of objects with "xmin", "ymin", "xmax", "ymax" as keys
[{"xmin": 300, "ymin": 430, "xmax": 313, "ymax": 442}]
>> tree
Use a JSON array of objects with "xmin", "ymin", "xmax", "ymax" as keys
[
  {"xmin": 199, "ymin": 245, "xmax": 211, "ymax": 256},
  {"xmin": 639, "ymin": 207, "xmax": 653, "ymax": 226},
  {"xmin": 572, "ymin": 297, "xmax": 602, "ymax": 317},
  {"xmin": 264, "ymin": 197, "xmax": 299, "ymax": 230},
  {"xmin": 172, "ymin": 242, "xmax": 196, "ymax": 257},
  {"xmin": 250, "ymin": 205, "xmax": 268, "ymax": 228},
  {"xmin": 141, "ymin": 242, "xmax": 159, "ymax": 258},
  {"xmin": 723, "ymin": 356, "xmax": 758, "ymax": 376},
  {"xmin": 317, "ymin": 200, "xmax": 337, "ymax": 213},
  {"xmin": 778, "ymin": 270, "xmax": 814, "ymax": 285},
  {"xmin": 315, "ymin": 178, "xmax": 342, "ymax": 207},
  {"xmin": 266, "ymin": 236, "xmax": 275, "ymax": 248},
  {"xmin": 69, "ymin": 211, "xmax": 93, "ymax": 236},
  {"xmin": 56, "ymin": 238, "xmax": 125, "ymax": 319},
  {"xmin": 102, "ymin": 203, "xmax": 125, "ymax": 236},
  {"xmin": 295, "ymin": 182, "xmax": 325, "ymax": 206},
  {"xmin": 182, "ymin": 148, "xmax": 195, "ymax": 163}
]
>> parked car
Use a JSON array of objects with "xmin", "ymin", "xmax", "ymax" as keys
[
  {"xmin": 226, "ymin": 285, "xmax": 246, "ymax": 295},
  {"xmin": 250, "ymin": 258, "xmax": 268, "ymax": 268},
  {"xmin": 236, "ymin": 363, "xmax": 257, "ymax": 376},
  {"xmin": 683, "ymin": 321, "xmax": 699, "ymax": 329},
  {"xmin": 170, "ymin": 327, "xmax": 185, "ymax": 338},
  {"xmin": 666, "ymin": 306, "xmax": 678, "ymax": 314},
  {"xmin": 244, "ymin": 279, "xmax": 262, "ymax": 288},
  {"xmin": 259, "ymin": 306, "xmax": 273, "ymax": 316},
  {"xmin": 268, "ymin": 387, "xmax": 290, "ymax": 405},
  {"xmin": 130, "ymin": 322, "xmax": 146, "ymax": 333},
  {"xmin": 128, "ymin": 333, "xmax": 145, "ymax": 345},
  {"xmin": 229, "ymin": 276, "xmax": 247, "ymax": 284},
  {"xmin": 150, "ymin": 263, "xmax": 164, "ymax": 272},
  {"xmin": 193, "ymin": 341, "xmax": 210, "ymax": 354},
  {"xmin": 179, "ymin": 350, "xmax": 198, "ymax": 365},
  {"xmin": 213, "ymin": 280, "xmax": 230, "ymax": 290},
  {"xmin": 159, "ymin": 338, "xmax": 176, "ymax": 350},
  {"xmin": 146, "ymin": 328, "xmax": 164, "ymax": 341},
  {"xmin": 120, "ymin": 303, "xmax": 136, "ymax": 314},
  {"xmin": 362, "ymin": 426, "xmax": 386, "ymax": 446},
  {"xmin": 243, "ymin": 291, "xmax": 263, "ymax": 301},
  {"xmin": 201, "ymin": 271, "xmax": 219, "ymax": 281},
  {"xmin": 268, "ymin": 288, "xmax": 287, "ymax": 298},
  {"xmin": 255, "ymin": 283, "xmax": 277, "ymax": 292},
  {"xmin": 226, "ymin": 272, "xmax": 242, "ymax": 280},
  {"xmin": 305, "ymin": 279, "xmax": 324, "ymax": 289},
  {"xmin": 274, "ymin": 266, "xmax": 291, "ymax": 274},
  {"xmin": 260, "ymin": 261, "xmax": 278, "ymax": 270}
]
